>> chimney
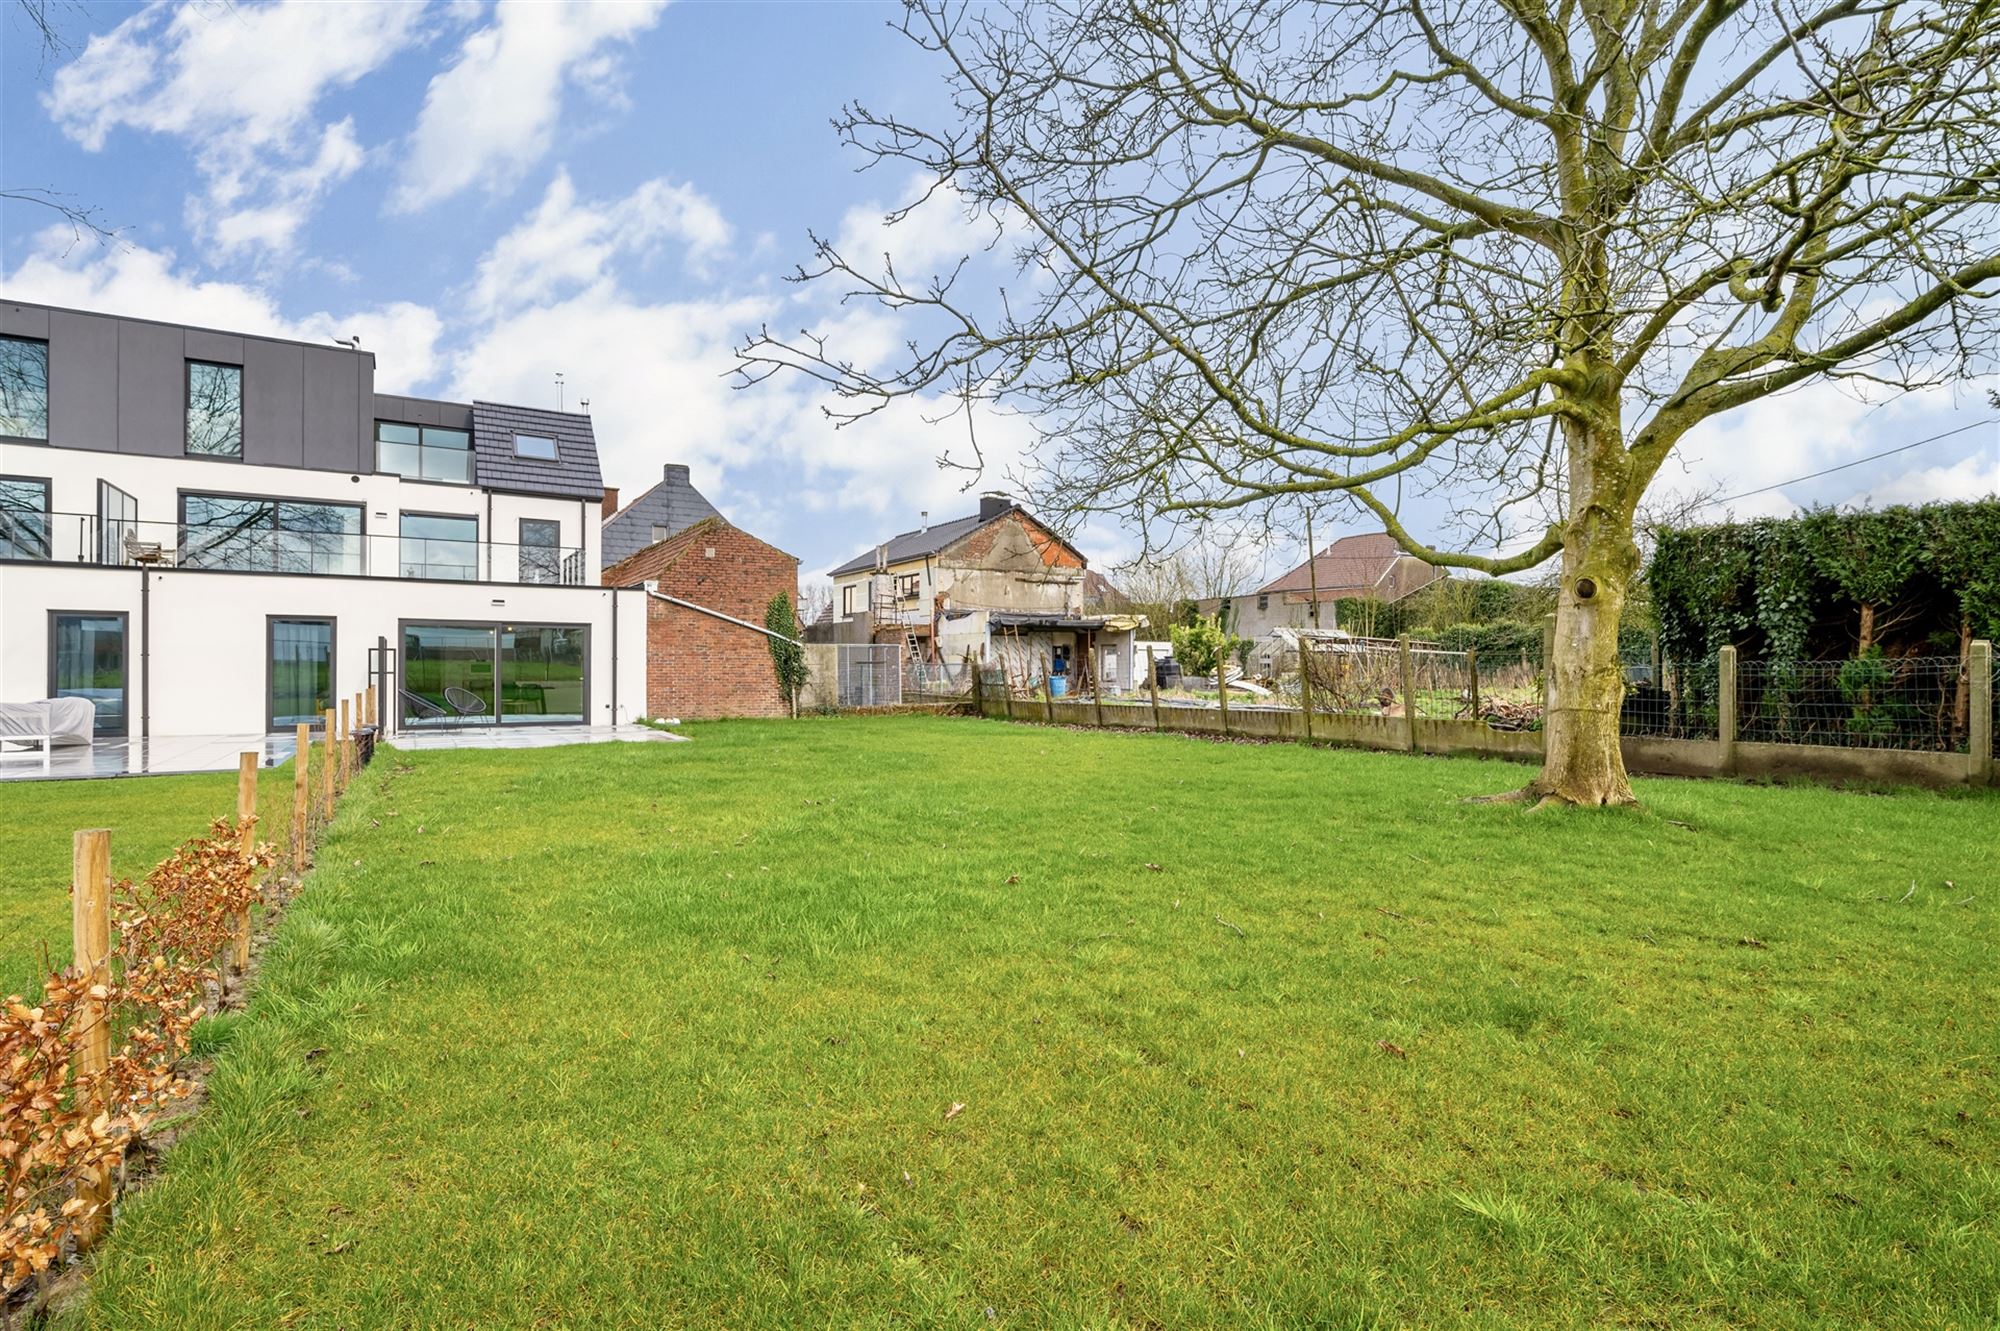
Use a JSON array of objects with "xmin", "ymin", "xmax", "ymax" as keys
[
  {"xmin": 662, "ymin": 463, "xmax": 691, "ymax": 485},
  {"xmin": 919, "ymin": 510, "xmax": 929, "ymax": 532},
  {"xmin": 979, "ymin": 491, "xmax": 1012, "ymax": 522},
  {"xmin": 600, "ymin": 486, "xmax": 620, "ymax": 519}
]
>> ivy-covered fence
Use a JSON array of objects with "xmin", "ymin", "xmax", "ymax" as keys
[{"xmin": 1642, "ymin": 501, "xmax": 2000, "ymax": 753}]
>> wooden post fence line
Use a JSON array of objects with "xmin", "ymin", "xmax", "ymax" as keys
[
  {"xmin": 338, "ymin": 698, "xmax": 352, "ymax": 790},
  {"xmin": 293, "ymin": 723, "xmax": 311, "ymax": 871},
  {"xmin": 1467, "ymin": 648, "xmax": 1481, "ymax": 721},
  {"xmin": 1297, "ymin": 639, "xmax": 1314, "ymax": 741},
  {"xmin": 70, "ymin": 828, "xmax": 113, "ymax": 1247},
  {"xmin": 1041, "ymin": 663, "xmax": 1056, "ymax": 724},
  {"xmin": 1216, "ymin": 659, "xmax": 1231, "ymax": 736},
  {"xmin": 232, "ymin": 751, "xmax": 257, "ymax": 974},
  {"xmin": 321, "ymin": 708, "xmax": 336, "ymax": 820}
]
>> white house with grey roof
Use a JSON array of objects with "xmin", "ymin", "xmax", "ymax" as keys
[{"xmin": 0, "ymin": 299, "xmax": 644, "ymax": 754}]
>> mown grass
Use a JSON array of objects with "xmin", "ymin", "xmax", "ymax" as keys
[
  {"xmin": 23, "ymin": 716, "xmax": 1999, "ymax": 1328},
  {"xmin": 0, "ymin": 767, "xmax": 298, "ymax": 1000}
]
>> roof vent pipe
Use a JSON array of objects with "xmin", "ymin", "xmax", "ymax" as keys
[{"xmin": 919, "ymin": 510, "xmax": 928, "ymax": 532}]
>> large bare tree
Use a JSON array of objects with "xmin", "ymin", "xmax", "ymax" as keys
[{"xmin": 740, "ymin": 0, "xmax": 2000, "ymax": 805}]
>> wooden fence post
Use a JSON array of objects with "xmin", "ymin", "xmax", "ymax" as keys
[
  {"xmin": 1091, "ymin": 651, "xmax": 1106, "ymax": 728},
  {"xmin": 322, "ymin": 708, "xmax": 337, "ymax": 819},
  {"xmin": 1467, "ymin": 648, "xmax": 1480, "ymax": 721},
  {"xmin": 232, "ymin": 751, "xmax": 257, "ymax": 974},
  {"xmin": 1969, "ymin": 638, "xmax": 1992, "ymax": 787},
  {"xmin": 1216, "ymin": 658, "xmax": 1230, "ymax": 735},
  {"xmin": 967, "ymin": 650, "xmax": 984, "ymax": 715},
  {"xmin": 1146, "ymin": 647, "xmax": 1162, "ymax": 730},
  {"xmin": 293, "ymin": 723, "xmax": 311, "ymax": 871},
  {"xmin": 366, "ymin": 685, "xmax": 377, "ymax": 729},
  {"xmin": 1398, "ymin": 634, "xmax": 1420, "ymax": 754},
  {"xmin": 1718, "ymin": 644, "xmax": 1739, "ymax": 774},
  {"xmin": 71, "ymin": 828, "xmax": 113, "ymax": 1245},
  {"xmin": 1042, "ymin": 659, "xmax": 1056, "ymax": 724}
]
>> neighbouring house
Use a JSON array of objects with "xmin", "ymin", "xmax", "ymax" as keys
[
  {"xmin": 1200, "ymin": 532, "xmax": 1444, "ymax": 640},
  {"xmin": 599, "ymin": 462, "xmax": 721, "ymax": 570},
  {"xmin": 602, "ymin": 514, "xmax": 800, "ymax": 720},
  {"xmin": 818, "ymin": 492, "xmax": 1147, "ymax": 692},
  {"xmin": 0, "ymin": 300, "xmax": 646, "ymax": 741}
]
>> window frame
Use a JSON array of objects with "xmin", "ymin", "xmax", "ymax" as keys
[
  {"xmin": 893, "ymin": 571, "xmax": 921, "ymax": 600},
  {"xmin": 0, "ymin": 474, "xmax": 52, "ymax": 561},
  {"xmin": 519, "ymin": 517, "xmax": 563, "ymax": 585},
  {"xmin": 512, "ymin": 433, "xmax": 560, "ymax": 461},
  {"xmin": 0, "ymin": 334, "xmax": 51, "ymax": 443},
  {"xmin": 842, "ymin": 584, "xmax": 858, "ymax": 616},
  {"xmin": 176, "ymin": 488, "xmax": 366, "ymax": 575},
  {"xmin": 398, "ymin": 509, "xmax": 481, "ymax": 582},
  {"xmin": 47, "ymin": 609, "xmax": 130, "ymax": 738},
  {"xmin": 374, "ymin": 420, "xmax": 474, "ymax": 485},
  {"xmin": 266, "ymin": 615, "xmax": 337, "ymax": 733},
  {"xmin": 184, "ymin": 359, "xmax": 245, "ymax": 459}
]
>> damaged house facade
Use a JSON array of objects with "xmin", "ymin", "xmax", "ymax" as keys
[{"xmin": 820, "ymin": 493, "xmax": 1145, "ymax": 693}]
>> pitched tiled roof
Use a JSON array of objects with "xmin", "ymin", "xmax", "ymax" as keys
[
  {"xmin": 469, "ymin": 401, "xmax": 605, "ymax": 501},
  {"xmin": 827, "ymin": 510, "xmax": 993, "ymax": 577},
  {"xmin": 1258, "ymin": 532, "xmax": 1411, "ymax": 597},
  {"xmin": 600, "ymin": 463, "xmax": 723, "ymax": 568}
]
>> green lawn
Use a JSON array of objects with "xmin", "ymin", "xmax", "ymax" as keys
[
  {"xmin": 0, "ymin": 766, "xmax": 300, "ymax": 1001},
  {"xmin": 11, "ymin": 716, "xmax": 1995, "ymax": 1329}
]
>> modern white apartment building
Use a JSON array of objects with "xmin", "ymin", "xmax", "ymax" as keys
[{"xmin": 0, "ymin": 300, "xmax": 644, "ymax": 743}]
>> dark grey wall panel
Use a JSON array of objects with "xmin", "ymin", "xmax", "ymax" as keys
[
  {"xmin": 46, "ymin": 311, "xmax": 118, "ymax": 452},
  {"xmin": 243, "ymin": 339, "xmax": 304, "ymax": 467},
  {"xmin": 117, "ymin": 319, "xmax": 182, "ymax": 457},
  {"xmin": 0, "ymin": 303, "xmax": 50, "ymax": 338},
  {"xmin": 301, "ymin": 346, "xmax": 361, "ymax": 472},
  {"xmin": 184, "ymin": 329, "xmax": 242, "ymax": 365}
]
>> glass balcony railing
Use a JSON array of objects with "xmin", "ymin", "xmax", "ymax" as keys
[{"xmin": 6, "ymin": 512, "xmax": 591, "ymax": 586}]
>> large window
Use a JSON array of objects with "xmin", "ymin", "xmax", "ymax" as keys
[
  {"xmin": 375, "ymin": 422, "xmax": 472, "ymax": 483},
  {"xmin": 186, "ymin": 361, "xmax": 243, "ymax": 457},
  {"xmin": 49, "ymin": 612, "xmax": 127, "ymax": 737},
  {"xmin": 0, "ymin": 336, "xmax": 49, "ymax": 440},
  {"xmin": 180, "ymin": 493, "xmax": 363, "ymax": 574},
  {"xmin": 513, "ymin": 434, "xmax": 558, "ymax": 460},
  {"xmin": 269, "ymin": 618, "xmax": 335, "ymax": 730},
  {"xmin": 401, "ymin": 622, "xmax": 587, "ymax": 726},
  {"xmin": 400, "ymin": 512, "xmax": 478, "ymax": 580},
  {"xmin": 1, "ymin": 476, "xmax": 51, "ymax": 560},
  {"xmin": 520, "ymin": 517, "xmax": 561, "ymax": 584}
]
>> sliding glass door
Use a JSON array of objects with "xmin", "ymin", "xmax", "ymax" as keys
[
  {"xmin": 401, "ymin": 623, "xmax": 588, "ymax": 726},
  {"xmin": 49, "ymin": 612, "xmax": 128, "ymax": 737}
]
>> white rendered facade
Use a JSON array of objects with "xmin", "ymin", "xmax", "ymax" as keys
[{"xmin": 0, "ymin": 301, "xmax": 644, "ymax": 741}]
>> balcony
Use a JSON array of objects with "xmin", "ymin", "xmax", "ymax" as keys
[{"xmin": 4, "ymin": 512, "xmax": 590, "ymax": 586}]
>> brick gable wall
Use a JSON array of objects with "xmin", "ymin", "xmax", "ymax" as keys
[{"xmin": 602, "ymin": 519, "xmax": 801, "ymax": 719}]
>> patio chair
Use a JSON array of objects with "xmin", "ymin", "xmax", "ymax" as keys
[
  {"xmin": 122, "ymin": 531, "xmax": 171, "ymax": 566},
  {"xmin": 399, "ymin": 689, "xmax": 447, "ymax": 721},
  {"xmin": 444, "ymin": 686, "xmax": 489, "ymax": 715}
]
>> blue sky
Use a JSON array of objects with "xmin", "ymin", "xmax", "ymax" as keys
[{"xmin": 3, "ymin": 1, "xmax": 1995, "ymax": 589}]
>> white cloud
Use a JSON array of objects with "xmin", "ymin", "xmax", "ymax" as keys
[
  {"xmin": 2, "ymin": 228, "xmax": 445, "ymax": 390},
  {"xmin": 1848, "ymin": 447, "xmax": 2000, "ymax": 508},
  {"xmin": 466, "ymin": 170, "xmax": 730, "ymax": 318},
  {"xmin": 46, "ymin": 2, "xmax": 423, "ymax": 256},
  {"xmin": 833, "ymin": 175, "xmax": 1013, "ymax": 285},
  {"xmin": 391, "ymin": 0, "xmax": 668, "ymax": 212}
]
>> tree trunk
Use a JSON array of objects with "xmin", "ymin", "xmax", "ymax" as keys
[{"xmin": 1529, "ymin": 516, "xmax": 1640, "ymax": 806}]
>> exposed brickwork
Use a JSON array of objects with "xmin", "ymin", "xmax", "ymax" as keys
[
  {"xmin": 947, "ymin": 510, "xmax": 1083, "ymax": 569},
  {"xmin": 602, "ymin": 517, "xmax": 801, "ymax": 720}
]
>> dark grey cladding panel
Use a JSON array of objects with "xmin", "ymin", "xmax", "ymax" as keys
[
  {"xmin": 244, "ymin": 339, "xmax": 305, "ymax": 467},
  {"xmin": 0, "ymin": 303, "xmax": 50, "ymax": 337},
  {"xmin": 184, "ymin": 328, "xmax": 242, "ymax": 365},
  {"xmin": 374, "ymin": 394, "xmax": 473, "ymax": 431},
  {"xmin": 46, "ymin": 310, "xmax": 116, "ymax": 452},
  {"xmin": 470, "ymin": 401, "xmax": 604, "ymax": 500},
  {"xmin": 301, "ymin": 346, "xmax": 364, "ymax": 472},
  {"xmin": 117, "ymin": 319, "xmax": 183, "ymax": 456},
  {"xmin": 600, "ymin": 464, "xmax": 723, "ymax": 568}
]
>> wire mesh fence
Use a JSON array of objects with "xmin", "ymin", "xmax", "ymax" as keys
[{"xmin": 1736, "ymin": 655, "xmax": 1972, "ymax": 752}]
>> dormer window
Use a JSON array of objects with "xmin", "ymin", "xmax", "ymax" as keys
[{"xmin": 514, "ymin": 434, "xmax": 559, "ymax": 460}]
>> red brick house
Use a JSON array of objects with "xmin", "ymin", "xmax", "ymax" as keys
[{"xmin": 602, "ymin": 515, "xmax": 801, "ymax": 720}]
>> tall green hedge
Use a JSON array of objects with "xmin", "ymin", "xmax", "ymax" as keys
[{"xmin": 1647, "ymin": 500, "xmax": 2000, "ymax": 667}]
